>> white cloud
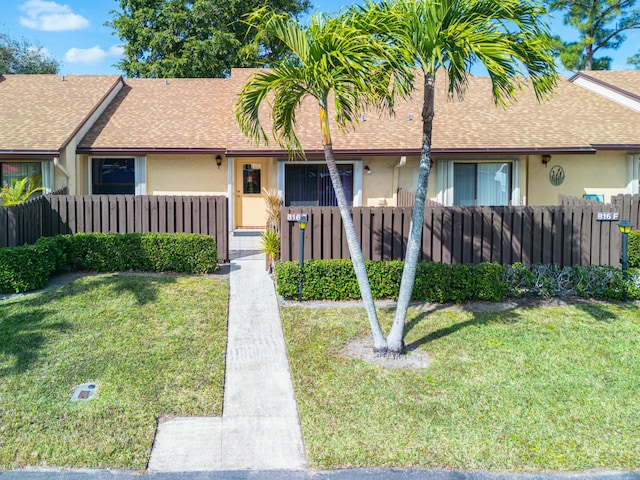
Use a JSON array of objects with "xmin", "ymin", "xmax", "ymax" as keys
[
  {"xmin": 19, "ymin": 0, "xmax": 89, "ymax": 31},
  {"xmin": 64, "ymin": 45, "xmax": 123, "ymax": 66}
]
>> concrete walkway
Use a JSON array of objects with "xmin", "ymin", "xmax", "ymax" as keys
[{"xmin": 148, "ymin": 232, "xmax": 306, "ymax": 472}]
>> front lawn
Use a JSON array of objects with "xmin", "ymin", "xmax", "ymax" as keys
[
  {"xmin": 281, "ymin": 301, "xmax": 640, "ymax": 471},
  {"xmin": 0, "ymin": 273, "xmax": 228, "ymax": 470}
]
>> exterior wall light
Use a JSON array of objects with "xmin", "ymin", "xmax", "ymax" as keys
[
  {"xmin": 215, "ymin": 155, "xmax": 223, "ymax": 168},
  {"xmin": 541, "ymin": 154, "xmax": 551, "ymax": 166},
  {"xmin": 364, "ymin": 165, "xmax": 372, "ymax": 174}
]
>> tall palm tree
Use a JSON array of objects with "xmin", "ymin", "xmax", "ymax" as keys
[
  {"xmin": 349, "ymin": 0, "xmax": 558, "ymax": 355},
  {"xmin": 235, "ymin": 9, "xmax": 412, "ymax": 352}
]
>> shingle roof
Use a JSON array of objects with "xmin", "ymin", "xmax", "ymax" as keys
[
  {"xmin": 0, "ymin": 74, "xmax": 121, "ymax": 155},
  {"xmin": 226, "ymin": 69, "xmax": 640, "ymax": 155},
  {"xmin": 571, "ymin": 70, "xmax": 640, "ymax": 100},
  {"xmin": 78, "ymin": 78, "xmax": 232, "ymax": 152},
  {"xmin": 20, "ymin": 69, "xmax": 639, "ymax": 157}
]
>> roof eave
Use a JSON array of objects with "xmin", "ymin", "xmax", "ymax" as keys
[
  {"xmin": 224, "ymin": 146, "xmax": 598, "ymax": 157},
  {"xmin": 0, "ymin": 150, "xmax": 59, "ymax": 159},
  {"xmin": 77, "ymin": 147, "xmax": 227, "ymax": 155}
]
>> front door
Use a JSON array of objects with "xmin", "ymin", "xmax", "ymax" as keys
[{"xmin": 234, "ymin": 159, "xmax": 268, "ymax": 229}]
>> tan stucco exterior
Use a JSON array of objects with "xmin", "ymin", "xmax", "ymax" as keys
[
  {"xmin": 147, "ymin": 154, "xmax": 227, "ymax": 196},
  {"xmin": 527, "ymin": 151, "xmax": 628, "ymax": 205}
]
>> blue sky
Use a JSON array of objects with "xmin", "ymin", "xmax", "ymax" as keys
[{"xmin": 0, "ymin": 0, "xmax": 638, "ymax": 76}]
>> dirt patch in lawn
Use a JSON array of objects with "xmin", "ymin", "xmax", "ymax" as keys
[{"xmin": 341, "ymin": 336, "xmax": 432, "ymax": 369}]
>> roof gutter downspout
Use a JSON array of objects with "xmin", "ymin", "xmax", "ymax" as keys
[
  {"xmin": 54, "ymin": 157, "xmax": 70, "ymax": 179},
  {"xmin": 392, "ymin": 156, "xmax": 407, "ymax": 206}
]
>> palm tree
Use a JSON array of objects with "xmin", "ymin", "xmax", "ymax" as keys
[
  {"xmin": 0, "ymin": 176, "xmax": 44, "ymax": 206},
  {"xmin": 235, "ymin": 9, "xmax": 412, "ymax": 352},
  {"xmin": 349, "ymin": 0, "xmax": 558, "ymax": 355}
]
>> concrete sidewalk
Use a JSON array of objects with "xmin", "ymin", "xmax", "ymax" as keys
[{"xmin": 148, "ymin": 232, "xmax": 306, "ymax": 472}]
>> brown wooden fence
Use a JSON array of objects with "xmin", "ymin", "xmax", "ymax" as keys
[
  {"xmin": 1, "ymin": 194, "xmax": 229, "ymax": 261},
  {"xmin": 281, "ymin": 198, "xmax": 640, "ymax": 267},
  {"xmin": 0, "ymin": 188, "xmax": 67, "ymax": 248},
  {"xmin": 397, "ymin": 188, "xmax": 441, "ymax": 207}
]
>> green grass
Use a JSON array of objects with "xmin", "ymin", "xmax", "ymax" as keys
[
  {"xmin": 281, "ymin": 302, "xmax": 640, "ymax": 471},
  {"xmin": 0, "ymin": 273, "xmax": 228, "ymax": 470}
]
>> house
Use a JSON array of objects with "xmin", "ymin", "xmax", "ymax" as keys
[{"xmin": 1, "ymin": 70, "xmax": 639, "ymax": 230}]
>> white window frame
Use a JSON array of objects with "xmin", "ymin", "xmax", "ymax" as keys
[
  {"xmin": 277, "ymin": 159, "xmax": 363, "ymax": 207},
  {"xmin": 436, "ymin": 158, "xmax": 521, "ymax": 206},
  {"xmin": 88, "ymin": 156, "xmax": 146, "ymax": 195}
]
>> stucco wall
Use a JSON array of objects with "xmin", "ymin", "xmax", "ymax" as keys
[
  {"xmin": 527, "ymin": 151, "xmax": 628, "ymax": 205},
  {"xmin": 148, "ymin": 154, "xmax": 227, "ymax": 195}
]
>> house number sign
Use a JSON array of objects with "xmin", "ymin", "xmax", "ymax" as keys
[{"xmin": 597, "ymin": 212, "xmax": 620, "ymax": 221}]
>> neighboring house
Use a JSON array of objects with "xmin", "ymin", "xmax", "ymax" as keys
[
  {"xmin": 0, "ymin": 74, "xmax": 122, "ymax": 193},
  {"xmin": 1, "ymin": 70, "xmax": 640, "ymax": 230}
]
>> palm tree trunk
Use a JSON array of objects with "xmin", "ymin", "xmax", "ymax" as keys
[
  {"xmin": 320, "ymin": 105, "xmax": 387, "ymax": 353},
  {"xmin": 386, "ymin": 71, "xmax": 435, "ymax": 355},
  {"xmin": 323, "ymin": 145, "xmax": 387, "ymax": 353}
]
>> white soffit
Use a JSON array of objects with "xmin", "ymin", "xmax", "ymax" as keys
[{"xmin": 572, "ymin": 76, "xmax": 640, "ymax": 113}]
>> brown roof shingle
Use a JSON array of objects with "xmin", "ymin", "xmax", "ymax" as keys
[
  {"xmin": 20, "ymin": 69, "xmax": 637, "ymax": 157},
  {"xmin": 79, "ymin": 78, "xmax": 232, "ymax": 152},
  {"xmin": 0, "ymin": 74, "xmax": 121, "ymax": 154},
  {"xmin": 226, "ymin": 69, "xmax": 640, "ymax": 155},
  {"xmin": 571, "ymin": 70, "xmax": 640, "ymax": 100}
]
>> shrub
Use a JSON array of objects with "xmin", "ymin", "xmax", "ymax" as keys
[
  {"xmin": 0, "ymin": 233, "xmax": 219, "ymax": 293},
  {"xmin": 275, "ymin": 259, "xmax": 638, "ymax": 303},
  {"xmin": 504, "ymin": 263, "xmax": 640, "ymax": 301},
  {"xmin": 275, "ymin": 259, "xmax": 507, "ymax": 303},
  {"xmin": 0, "ymin": 245, "xmax": 58, "ymax": 293},
  {"xmin": 629, "ymin": 231, "xmax": 640, "ymax": 268}
]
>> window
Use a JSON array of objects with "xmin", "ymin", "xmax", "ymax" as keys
[
  {"xmin": 284, "ymin": 163, "xmax": 353, "ymax": 206},
  {"xmin": 243, "ymin": 163, "xmax": 262, "ymax": 194},
  {"xmin": 437, "ymin": 159, "xmax": 519, "ymax": 206},
  {"xmin": 453, "ymin": 162, "xmax": 511, "ymax": 206},
  {"xmin": 0, "ymin": 161, "xmax": 52, "ymax": 194},
  {"xmin": 90, "ymin": 157, "xmax": 146, "ymax": 195}
]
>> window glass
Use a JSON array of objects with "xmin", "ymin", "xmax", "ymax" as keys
[
  {"xmin": 285, "ymin": 164, "xmax": 353, "ymax": 206},
  {"xmin": 453, "ymin": 162, "xmax": 510, "ymax": 206},
  {"xmin": 243, "ymin": 163, "xmax": 261, "ymax": 194},
  {"xmin": 92, "ymin": 158, "xmax": 135, "ymax": 194},
  {"xmin": 1, "ymin": 162, "xmax": 43, "ymax": 196}
]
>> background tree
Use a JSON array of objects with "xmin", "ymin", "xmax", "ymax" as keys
[
  {"xmin": 0, "ymin": 32, "xmax": 59, "ymax": 74},
  {"xmin": 628, "ymin": 53, "xmax": 640, "ymax": 68},
  {"xmin": 546, "ymin": 0, "xmax": 640, "ymax": 70},
  {"xmin": 108, "ymin": 0, "xmax": 311, "ymax": 78},
  {"xmin": 235, "ymin": 9, "xmax": 412, "ymax": 353},
  {"xmin": 350, "ymin": 0, "xmax": 557, "ymax": 355}
]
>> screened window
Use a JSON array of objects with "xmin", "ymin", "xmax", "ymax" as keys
[
  {"xmin": 453, "ymin": 162, "xmax": 511, "ymax": 206},
  {"xmin": 284, "ymin": 164, "xmax": 353, "ymax": 207},
  {"xmin": 92, "ymin": 158, "xmax": 135, "ymax": 194}
]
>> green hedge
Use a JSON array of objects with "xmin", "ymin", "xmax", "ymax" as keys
[
  {"xmin": 630, "ymin": 231, "xmax": 640, "ymax": 268},
  {"xmin": 0, "ymin": 233, "xmax": 218, "ymax": 294},
  {"xmin": 275, "ymin": 259, "xmax": 640, "ymax": 303},
  {"xmin": 276, "ymin": 260, "xmax": 507, "ymax": 303}
]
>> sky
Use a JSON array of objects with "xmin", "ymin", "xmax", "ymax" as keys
[{"xmin": 0, "ymin": 0, "xmax": 638, "ymax": 76}]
